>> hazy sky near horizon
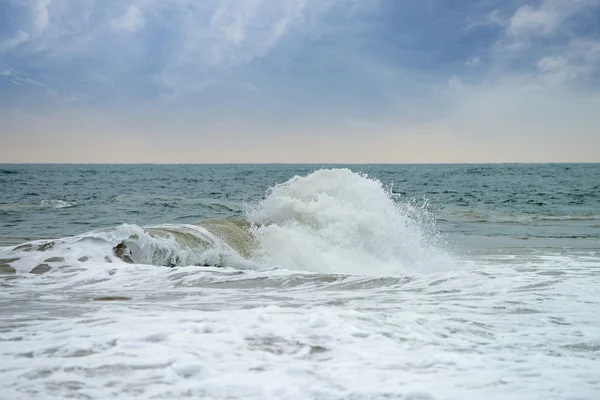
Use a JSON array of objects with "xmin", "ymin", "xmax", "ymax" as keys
[{"xmin": 1, "ymin": 0, "xmax": 600, "ymax": 163}]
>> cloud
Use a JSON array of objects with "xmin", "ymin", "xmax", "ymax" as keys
[
  {"xmin": 33, "ymin": 0, "xmax": 52, "ymax": 35},
  {"xmin": 0, "ymin": 31, "xmax": 30, "ymax": 51},
  {"xmin": 508, "ymin": 3, "xmax": 562, "ymax": 37},
  {"xmin": 507, "ymin": 0, "xmax": 599, "ymax": 37},
  {"xmin": 5, "ymin": 0, "xmax": 374, "ymax": 65},
  {"xmin": 466, "ymin": 56, "xmax": 480, "ymax": 66},
  {"xmin": 1, "ymin": 0, "xmax": 378, "ymax": 100},
  {"xmin": 537, "ymin": 55, "xmax": 591, "ymax": 85},
  {"xmin": 479, "ymin": 0, "xmax": 600, "ymax": 89},
  {"xmin": 448, "ymin": 76, "xmax": 464, "ymax": 90},
  {"xmin": 201, "ymin": 0, "xmax": 305, "ymax": 66},
  {"xmin": 111, "ymin": 5, "xmax": 144, "ymax": 32}
]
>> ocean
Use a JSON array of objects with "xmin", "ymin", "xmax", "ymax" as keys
[{"xmin": 0, "ymin": 164, "xmax": 599, "ymax": 400}]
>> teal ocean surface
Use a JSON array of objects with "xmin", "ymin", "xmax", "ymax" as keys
[{"xmin": 1, "ymin": 164, "xmax": 599, "ymax": 399}]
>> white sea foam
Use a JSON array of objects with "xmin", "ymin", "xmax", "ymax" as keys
[
  {"xmin": 247, "ymin": 168, "xmax": 455, "ymax": 275},
  {"xmin": 1, "ymin": 252, "xmax": 599, "ymax": 400},
  {"xmin": 39, "ymin": 199, "xmax": 78, "ymax": 209},
  {"xmin": 0, "ymin": 199, "xmax": 78, "ymax": 212}
]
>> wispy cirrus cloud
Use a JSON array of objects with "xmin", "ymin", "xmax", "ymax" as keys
[{"xmin": 1, "ymin": 0, "xmax": 378, "ymax": 100}]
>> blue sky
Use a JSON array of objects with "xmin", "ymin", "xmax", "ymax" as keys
[{"xmin": 1, "ymin": 0, "xmax": 599, "ymax": 162}]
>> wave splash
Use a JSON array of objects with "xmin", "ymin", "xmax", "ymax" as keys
[
  {"xmin": 1, "ymin": 169, "xmax": 454, "ymax": 276},
  {"xmin": 247, "ymin": 168, "xmax": 453, "ymax": 274}
]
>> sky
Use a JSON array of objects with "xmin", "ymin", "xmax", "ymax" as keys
[{"xmin": 1, "ymin": 0, "xmax": 600, "ymax": 163}]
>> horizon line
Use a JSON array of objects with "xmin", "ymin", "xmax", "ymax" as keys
[{"xmin": 1, "ymin": 162, "xmax": 599, "ymax": 166}]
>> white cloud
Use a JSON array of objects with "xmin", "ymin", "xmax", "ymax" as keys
[
  {"xmin": 448, "ymin": 76, "xmax": 464, "ymax": 89},
  {"xmin": 507, "ymin": 0, "xmax": 599, "ymax": 38},
  {"xmin": 177, "ymin": 0, "xmax": 319, "ymax": 67},
  {"xmin": 507, "ymin": 3, "xmax": 560, "ymax": 37},
  {"xmin": 486, "ymin": 0, "xmax": 600, "ymax": 88},
  {"xmin": 576, "ymin": 39, "xmax": 600, "ymax": 62},
  {"xmin": 112, "ymin": 5, "xmax": 144, "ymax": 32},
  {"xmin": 537, "ymin": 55, "xmax": 592, "ymax": 85},
  {"xmin": 0, "ymin": 31, "xmax": 30, "ymax": 51},
  {"xmin": 533, "ymin": 39, "xmax": 600, "ymax": 85},
  {"xmin": 466, "ymin": 56, "xmax": 480, "ymax": 66},
  {"xmin": 33, "ymin": 0, "xmax": 51, "ymax": 35}
]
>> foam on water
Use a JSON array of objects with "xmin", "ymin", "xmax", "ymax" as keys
[
  {"xmin": 1, "ymin": 251, "xmax": 599, "ymax": 400},
  {"xmin": 0, "ymin": 199, "xmax": 78, "ymax": 212},
  {"xmin": 247, "ymin": 168, "xmax": 454, "ymax": 275}
]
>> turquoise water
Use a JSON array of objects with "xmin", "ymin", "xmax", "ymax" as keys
[
  {"xmin": 1, "ymin": 164, "xmax": 598, "ymax": 249},
  {"xmin": 1, "ymin": 164, "xmax": 599, "ymax": 400}
]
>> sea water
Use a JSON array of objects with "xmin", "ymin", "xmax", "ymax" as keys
[{"xmin": 0, "ymin": 164, "xmax": 599, "ymax": 399}]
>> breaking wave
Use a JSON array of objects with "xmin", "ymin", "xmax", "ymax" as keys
[
  {"xmin": 0, "ymin": 169, "xmax": 454, "ymax": 276},
  {"xmin": 247, "ymin": 168, "xmax": 452, "ymax": 274}
]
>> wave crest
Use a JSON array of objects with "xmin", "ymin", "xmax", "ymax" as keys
[{"xmin": 247, "ymin": 168, "xmax": 454, "ymax": 274}]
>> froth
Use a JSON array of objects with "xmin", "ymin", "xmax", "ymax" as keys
[{"xmin": 247, "ymin": 169, "xmax": 455, "ymax": 275}]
